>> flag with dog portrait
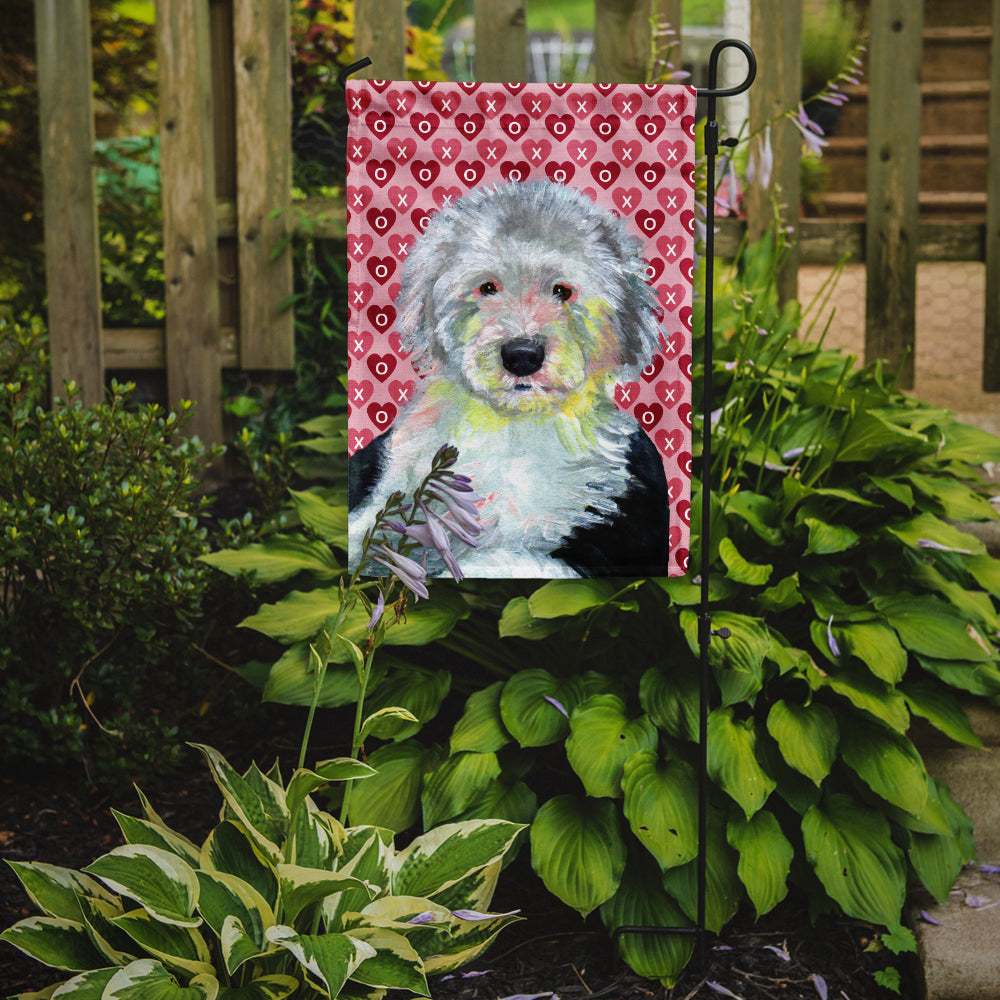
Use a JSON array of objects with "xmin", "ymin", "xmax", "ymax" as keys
[{"xmin": 346, "ymin": 80, "xmax": 696, "ymax": 579}]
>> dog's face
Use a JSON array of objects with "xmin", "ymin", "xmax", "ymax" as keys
[{"xmin": 395, "ymin": 182, "xmax": 661, "ymax": 415}]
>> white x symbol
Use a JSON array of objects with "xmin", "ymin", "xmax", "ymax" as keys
[
  {"xmin": 397, "ymin": 243, "xmax": 409, "ymax": 257},
  {"xmin": 439, "ymin": 97, "xmax": 453, "ymax": 112},
  {"xmin": 531, "ymin": 99, "xmax": 543, "ymax": 113},
  {"xmin": 394, "ymin": 145, "xmax": 409, "ymax": 161},
  {"xmin": 620, "ymin": 146, "xmax": 634, "ymax": 161},
  {"xmin": 665, "ymin": 339, "xmax": 678, "ymax": 357},
  {"xmin": 351, "ymin": 241, "xmax": 365, "ymax": 257},
  {"xmin": 576, "ymin": 99, "xmax": 588, "ymax": 114},
  {"xmin": 486, "ymin": 98, "xmax": 498, "ymax": 112},
  {"xmin": 575, "ymin": 146, "xmax": 589, "ymax": 161},
  {"xmin": 664, "ymin": 193, "xmax": 678, "ymax": 209},
  {"xmin": 351, "ymin": 96, "xmax": 364, "ymax": 111},
  {"xmin": 353, "ymin": 435, "xmax": 366, "ymax": 449},
  {"xmin": 352, "ymin": 191, "xmax": 365, "ymax": 207},
  {"xmin": 666, "ymin": 148, "xmax": 678, "ymax": 162},
  {"xmin": 529, "ymin": 146, "xmax": 543, "ymax": 161},
  {"xmin": 662, "ymin": 386, "xmax": 676, "ymax": 402},
  {"xmin": 664, "ymin": 290, "xmax": 677, "ymax": 305},
  {"xmin": 666, "ymin": 100, "xmax": 678, "ymax": 115},
  {"xmin": 396, "ymin": 386, "xmax": 410, "ymax": 402},
  {"xmin": 395, "ymin": 97, "xmax": 408, "ymax": 112},
  {"xmin": 353, "ymin": 385, "xmax": 366, "ymax": 401},
  {"xmin": 351, "ymin": 143, "xmax": 364, "ymax": 159},
  {"xmin": 395, "ymin": 191, "xmax": 410, "ymax": 208},
  {"xmin": 620, "ymin": 100, "xmax": 633, "ymax": 115},
  {"xmin": 440, "ymin": 145, "xmax": 454, "ymax": 160},
  {"xmin": 620, "ymin": 193, "xmax": 633, "ymax": 209},
  {"xmin": 352, "ymin": 288, "xmax": 364, "ymax": 304},
  {"xmin": 352, "ymin": 338, "xmax": 365, "ymax": 353},
  {"xmin": 620, "ymin": 387, "xmax": 632, "ymax": 403},
  {"xmin": 484, "ymin": 145, "xmax": 499, "ymax": 160},
  {"xmin": 441, "ymin": 194, "xmax": 454, "ymax": 207},
  {"xmin": 664, "ymin": 243, "xmax": 677, "ymax": 258}
]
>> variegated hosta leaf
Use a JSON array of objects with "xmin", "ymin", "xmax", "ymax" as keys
[
  {"xmin": 323, "ymin": 829, "xmax": 393, "ymax": 931},
  {"xmin": 344, "ymin": 926, "xmax": 429, "ymax": 995},
  {"xmin": 83, "ymin": 846, "xmax": 200, "ymax": 927},
  {"xmin": 265, "ymin": 925, "xmax": 375, "ymax": 998},
  {"xmin": 110, "ymin": 908, "xmax": 214, "ymax": 979},
  {"xmin": 421, "ymin": 751, "xmax": 502, "ymax": 829},
  {"xmin": 706, "ymin": 707, "xmax": 776, "ymax": 818},
  {"xmin": 391, "ymin": 820, "xmax": 524, "ymax": 901},
  {"xmin": 0, "ymin": 916, "xmax": 107, "ymax": 971},
  {"xmin": 195, "ymin": 871, "xmax": 274, "ymax": 974},
  {"xmin": 214, "ymin": 974, "xmax": 299, "ymax": 1000},
  {"xmin": 112, "ymin": 811, "xmax": 201, "ymax": 868},
  {"xmin": 288, "ymin": 802, "xmax": 343, "ymax": 870},
  {"xmin": 838, "ymin": 718, "xmax": 929, "ymax": 817},
  {"xmin": 4, "ymin": 861, "xmax": 118, "ymax": 922},
  {"xmin": 621, "ymin": 751, "xmax": 699, "ymax": 871},
  {"xmin": 200, "ymin": 822, "xmax": 278, "ymax": 910},
  {"xmin": 102, "ymin": 958, "xmax": 218, "ymax": 999},
  {"xmin": 499, "ymin": 669, "xmax": 585, "ymax": 747},
  {"xmin": 450, "ymin": 682, "xmax": 511, "ymax": 754},
  {"xmin": 600, "ymin": 853, "xmax": 694, "ymax": 987},
  {"xmin": 77, "ymin": 894, "xmax": 135, "ymax": 966},
  {"xmin": 565, "ymin": 695, "xmax": 658, "ymax": 799},
  {"xmin": 529, "ymin": 795, "xmax": 626, "ymax": 917},
  {"xmin": 421, "ymin": 906, "xmax": 523, "ymax": 975},
  {"xmin": 420, "ymin": 859, "xmax": 501, "ymax": 917},
  {"xmin": 727, "ymin": 810, "xmax": 793, "ymax": 918},
  {"xmin": 765, "ymin": 700, "xmax": 838, "ymax": 786},
  {"xmin": 285, "ymin": 760, "xmax": 375, "ymax": 823},
  {"xmin": 45, "ymin": 966, "xmax": 118, "ymax": 997},
  {"xmin": 276, "ymin": 864, "xmax": 375, "ymax": 925},
  {"xmin": 802, "ymin": 793, "xmax": 906, "ymax": 926}
]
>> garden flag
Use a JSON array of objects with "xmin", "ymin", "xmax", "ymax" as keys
[{"xmin": 346, "ymin": 80, "xmax": 696, "ymax": 579}]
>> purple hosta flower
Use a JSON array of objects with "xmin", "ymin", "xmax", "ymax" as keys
[
  {"xmin": 706, "ymin": 983, "xmax": 742, "ymax": 999},
  {"xmin": 372, "ymin": 545, "xmax": 430, "ymax": 600},
  {"xmin": 715, "ymin": 156, "xmax": 741, "ymax": 215},
  {"xmin": 367, "ymin": 590, "xmax": 385, "ymax": 631},
  {"xmin": 451, "ymin": 908, "xmax": 521, "ymax": 921},
  {"xmin": 827, "ymin": 615, "xmax": 842, "ymax": 657},
  {"xmin": 811, "ymin": 974, "xmax": 828, "ymax": 1000},
  {"xmin": 917, "ymin": 538, "xmax": 973, "ymax": 555},
  {"xmin": 544, "ymin": 695, "xmax": 569, "ymax": 718},
  {"xmin": 390, "ymin": 505, "xmax": 466, "ymax": 582},
  {"xmin": 407, "ymin": 911, "xmax": 438, "ymax": 925},
  {"xmin": 792, "ymin": 104, "xmax": 828, "ymax": 157},
  {"xmin": 747, "ymin": 124, "xmax": 774, "ymax": 190},
  {"xmin": 427, "ymin": 480, "xmax": 486, "ymax": 536}
]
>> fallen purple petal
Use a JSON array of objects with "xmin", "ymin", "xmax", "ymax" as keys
[
  {"xmin": 964, "ymin": 893, "xmax": 985, "ymax": 908},
  {"xmin": 706, "ymin": 982, "xmax": 742, "ymax": 999},
  {"xmin": 917, "ymin": 538, "xmax": 973, "ymax": 554},
  {"xmin": 763, "ymin": 944, "xmax": 790, "ymax": 961},
  {"xmin": 496, "ymin": 994, "xmax": 558, "ymax": 1000},
  {"xmin": 451, "ymin": 908, "xmax": 521, "ymax": 921},
  {"xmin": 979, "ymin": 864, "xmax": 1000, "ymax": 874},
  {"xmin": 544, "ymin": 695, "xmax": 569, "ymax": 717},
  {"xmin": 407, "ymin": 911, "xmax": 438, "ymax": 925},
  {"xmin": 919, "ymin": 909, "xmax": 958, "ymax": 929},
  {"xmin": 812, "ymin": 973, "xmax": 828, "ymax": 1000},
  {"xmin": 827, "ymin": 615, "xmax": 842, "ymax": 657}
]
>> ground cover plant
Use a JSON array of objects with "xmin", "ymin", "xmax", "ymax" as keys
[{"xmin": 202, "ymin": 229, "xmax": 1000, "ymax": 988}]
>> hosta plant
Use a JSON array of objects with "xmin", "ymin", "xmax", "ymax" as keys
[{"xmin": 1, "ymin": 744, "xmax": 523, "ymax": 999}]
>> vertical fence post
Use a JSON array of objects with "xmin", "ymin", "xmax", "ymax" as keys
[
  {"xmin": 594, "ymin": 0, "xmax": 656, "ymax": 84},
  {"xmin": 34, "ymin": 0, "xmax": 104, "ymax": 405},
  {"xmin": 157, "ymin": 0, "xmax": 223, "ymax": 445},
  {"xmin": 354, "ymin": 0, "xmax": 406, "ymax": 80},
  {"xmin": 983, "ymin": 0, "xmax": 1000, "ymax": 390},
  {"xmin": 746, "ymin": 0, "xmax": 801, "ymax": 305},
  {"xmin": 233, "ymin": 0, "xmax": 294, "ymax": 369},
  {"xmin": 474, "ymin": 0, "xmax": 527, "ymax": 82},
  {"xmin": 864, "ymin": 0, "xmax": 923, "ymax": 389}
]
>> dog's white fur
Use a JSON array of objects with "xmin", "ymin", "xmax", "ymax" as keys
[{"xmin": 349, "ymin": 180, "xmax": 662, "ymax": 578}]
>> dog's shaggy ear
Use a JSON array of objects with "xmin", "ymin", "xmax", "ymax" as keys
[{"xmin": 394, "ymin": 216, "xmax": 449, "ymax": 364}]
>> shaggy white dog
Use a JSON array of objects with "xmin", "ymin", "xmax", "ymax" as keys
[{"xmin": 349, "ymin": 180, "xmax": 669, "ymax": 578}]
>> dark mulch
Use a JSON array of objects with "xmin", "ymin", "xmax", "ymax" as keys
[{"xmin": 1, "ymin": 750, "xmax": 914, "ymax": 1000}]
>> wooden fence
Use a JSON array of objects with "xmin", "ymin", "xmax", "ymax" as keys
[{"xmin": 33, "ymin": 0, "xmax": 1000, "ymax": 445}]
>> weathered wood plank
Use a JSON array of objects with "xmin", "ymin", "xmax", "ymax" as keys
[
  {"xmin": 34, "ymin": 0, "xmax": 103, "ymax": 404},
  {"xmin": 653, "ymin": 0, "xmax": 683, "ymax": 80},
  {"xmin": 594, "ymin": 0, "xmax": 654, "ymax": 84},
  {"xmin": 354, "ymin": 0, "xmax": 406, "ymax": 81},
  {"xmin": 157, "ymin": 0, "xmax": 223, "ymax": 444},
  {"xmin": 103, "ymin": 328, "xmax": 238, "ymax": 369},
  {"xmin": 983, "ymin": 0, "xmax": 1000, "ymax": 390},
  {"xmin": 473, "ymin": 0, "xmax": 526, "ymax": 82},
  {"xmin": 864, "ymin": 0, "xmax": 923, "ymax": 389},
  {"xmin": 233, "ymin": 0, "xmax": 294, "ymax": 369},
  {"xmin": 746, "ymin": 0, "xmax": 802, "ymax": 304}
]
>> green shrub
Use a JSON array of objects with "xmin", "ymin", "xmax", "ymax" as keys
[{"xmin": 0, "ymin": 317, "xmax": 220, "ymax": 783}]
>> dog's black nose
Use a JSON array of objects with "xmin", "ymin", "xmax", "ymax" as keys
[{"xmin": 501, "ymin": 339, "xmax": 545, "ymax": 377}]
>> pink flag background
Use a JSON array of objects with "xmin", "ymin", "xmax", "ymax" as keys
[{"xmin": 346, "ymin": 80, "xmax": 697, "ymax": 576}]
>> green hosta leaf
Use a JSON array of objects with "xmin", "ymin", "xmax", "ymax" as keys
[
  {"xmin": 277, "ymin": 865, "xmax": 374, "ymax": 925},
  {"xmin": 724, "ymin": 490, "xmax": 784, "ymax": 545},
  {"xmin": 967, "ymin": 553, "xmax": 1000, "ymax": 597},
  {"xmin": 285, "ymin": 759, "xmax": 376, "ymax": 822},
  {"xmin": 103, "ymin": 959, "xmax": 218, "ymax": 999},
  {"xmin": 681, "ymin": 610, "xmax": 770, "ymax": 706},
  {"xmin": 935, "ymin": 421, "xmax": 1000, "ymax": 464},
  {"xmin": 639, "ymin": 664, "xmax": 699, "ymax": 742},
  {"xmin": 265, "ymin": 926, "xmax": 375, "ymax": 997},
  {"xmin": 901, "ymin": 680, "xmax": 982, "ymax": 748},
  {"xmin": 421, "ymin": 751, "xmax": 502, "ymax": 828},
  {"xmin": 111, "ymin": 909, "xmax": 214, "ymax": 978},
  {"xmin": 835, "ymin": 410, "xmax": 927, "ymax": 463},
  {"xmin": 909, "ymin": 820, "xmax": 966, "ymax": 905},
  {"xmin": 200, "ymin": 822, "xmax": 278, "ymax": 910},
  {"xmin": 906, "ymin": 472, "xmax": 998, "ymax": 521},
  {"xmin": 621, "ymin": 751, "xmax": 698, "ymax": 871},
  {"xmin": 216, "ymin": 975, "xmax": 299, "ymax": 999},
  {"xmin": 527, "ymin": 579, "xmax": 621, "ymax": 617},
  {"xmin": 453, "ymin": 779, "xmax": 538, "ymax": 827},
  {"xmin": 112, "ymin": 812, "xmax": 201, "ymax": 868},
  {"xmin": 530, "ymin": 795, "xmax": 626, "ymax": 917},
  {"xmin": 346, "ymin": 926, "xmax": 428, "ymax": 994},
  {"xmin": 727, "ymin": 811, "xmax": 793, "ymax": 918},
  {"xmin": 200, "ymin": 536, "xmax": 340, "ymax": 584},
  {"xmin": 347, "ymin": 740, "xmax": 442, "ymax": 832},
  {"xmin": 499, "ymin": 670, "xmax": 584, "ymax": 747},
  {"xmin": 916, "ymin": 655, "xmax": 1000, "ymax": 697},
  {"xmin": 718, "ymin": 537, "xmax": 772, "ymax": 585},
  {"xmin": 0, "ymin": 916, "xmax": 107, "ymax": 971},
  {"xmin": 261, "ymin": 643, "xmax": 387, "ymax": 708},
  {"xmin": 362, "ymin": 667, "xmax": 451, "ymax": 740},
  {"xmin": 195, "ymin": 871, "xmax": 273, "ymax": 974},
  {"xmin": 288, "ymin": 489, "xmax": 349, "ymax": 547},
  {"xmin": 756, "ymin": 573, "xmax": 805, "ymax": 614},
  {"xmin": 802, "ymin": 517, "xmax": 859, "ymax": 556},
  {"xmin": 5, "ymin": 862, "xmax": 118, "ymax": 922},
  {"xmin": 360, "ymin": 706, "xmax": 421, "ymax": 742},
  {"xmin": 866, "ymin": 474, "xmax": 914, "ymax": 509},
  {"xmin": 241, "ymin": 589, "xmax": 342, "ymax": 642},
  {"xmin": 911, "ymin": 562, "xmax": 1000, "ymax": 633},
  {"xmin": 834, "ymin": 621, "xmax": 907, "ymax": 684},
  {"xmin": 566, "ymin": 695, "xmax": 658, "ymax": 798},
  {"xmin": 498, "ymin": 596, "xmax": 565, "ymax": 639},
  {"xmin": 875, "ymin": 594, "xmax": 995, "ymax": 662},
  {"xmin": 807, "ymin": 660, "xmax": 909, "ymax": 732},
  {"xmin": 450, "ymin": 682, "xmax": 511, "ymax": 754},
  {"xmin": 599, "ymin": 853, "xmax": 694, "ymax": 987},
  {"xmin": 191, "ymin": 746, "xmax": 287, "ymax": 862},
  {"xmin": 765, "ymin": 700, "xmax": 838, "ymax": 786},
  {"xmin": 661, "ymin": 811, "xmax": 741, "ymax": 933},
  {"xmin": 802, "ymin": 793, "xmax": 906, "ymax": 926},
  {"xmin": 707, "ymin": 708, "xmax": 776, "ymax": 818},
  {"xmin": 393, "ymin": 820, "xmax": 524, "ymax": 901},
  {"xmin": 83, "ymin": 846, "xmax": 200, "ymax": 928},
  {"xmin": 839, "ymin": 718, "xmax": 929, "ymax": 816},
  {"xmin": 886, "ymin": 512, "xmax": 985, "ymax": 556}
]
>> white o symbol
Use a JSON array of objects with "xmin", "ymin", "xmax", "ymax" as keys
[
  {"xmin": 375, "ymin": 360, "xmax": 389, "ymax": 376},
  {"xmin": 642, "ymin": 216, "xmax": 656, "ymax": 232},
  {"xmin": 374, "ymin": 166, "xmax": 388, "ymax": 182},
  {"xmin": 464, "ymin": 167, "xmax": 478, "ymax": 182},
  {"xmin": 375, "ymin": 312, "xmax": 388, "ymax": 327},
  {"xmin": 375, "ymin": 215, "xmax": 388, "ymax": 230},
  {"xmin": 462, "ymin": 120, "xmax": 476, "ymax": 134},
  {"xmin": 418, "ymin": 120, "xmax": 432, "ymax": 134},
  {"xmin": 374, "ymin": 118, "xmax": 387, "ymax": 133},
  {"xmin": 642, "ymin": 410, "xmax": 654, "ymax": 425},
  {"xmin": 374, "ymin": 408, "xmax": 390, "ymax": 425},
  {"xmin": 552, "ymin": 169, "xmax": 567, "ymax": 183},
  {"xmin": 418, "ymin": 167, "xmax": 433, "ymax": 182},
  {"xmin": 643, "ymin": 121, "xmax": 657, "ymax": 136},
  {"xmin": 644, "ymin": 363, "xmax": 655, "ymax": 376},
  {"xmin": 645, "ymin": 264, "xmax": 656, "ymax": 280},
  {"xmin": 508, "ymin": 169, "xmax": 523, "ymax": 181},
  {"xmin": 419, "ymin": 215, "xmax": 430, "ymax": 229},
  {"xmin": 643, "ymin": 168, "xmax": 657, "ymax": 183},
  {"xmin": 509, "ymin": 120, "xmax": 523, "ymax": 136},
  {"xmin": 375, "ymin": 263, "xmax": 389, "ymax": 278},
  {"xmin": 598, "ymin": 121, "xmax": 612, "ymax": 136},
  {"xmin": 598, "ymin": 168, "xmax": 612, "ymax": 184},
  {"xmin": 553, "ymin": 120, "xmax": 567, "ymax": 135}
]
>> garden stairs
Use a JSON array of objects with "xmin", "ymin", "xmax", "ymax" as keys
[{"xmin": 816, "ymin": 0, "xmax": 992, "ymax": 221}]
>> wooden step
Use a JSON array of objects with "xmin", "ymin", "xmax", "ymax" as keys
[
  {"xmin": 833, "ymin": 80, "xmax": 991, "ymax": 138},
  {"xmin": 813, "ymin": 190, "xmax": 987, "ymax": 222},
  {"xmin": 922, "ymin": 25, "xmax": 993, "ymax": 83}
]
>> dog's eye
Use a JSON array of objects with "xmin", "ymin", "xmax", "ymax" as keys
[
  {"xmin": 479, "ymin": 281, "xmax": 499, "ymax": 296},
  {"xmin": 552, "ymin": 283, "xmax": 574, "ymax": 303}
]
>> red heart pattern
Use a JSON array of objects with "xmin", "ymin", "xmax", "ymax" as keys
[{"xmin": 346, "ymin": 80, "xmax": 697, "ymax": 576}]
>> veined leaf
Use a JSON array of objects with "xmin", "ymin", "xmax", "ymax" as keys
[
  {"xmin": 195, "ymin": 871, "xmax": 273, "ymax": 974},
  {"xmin": 885, "ymin": 513, "xmax": 985, "ymax": 557},
  {"xmin": 4, "ymin": 862, "xmax": 118, "ymax": 923},
  {"xmin": 621, "ymin": 751, "xmax": 699, "ymax": 871},
  {"xmin": 727, "ymin": 811, "xmax": 793, "ymax": 918},
  {"xmin": 285, "ymin": 759, "xmax": 376, "ymax": 822},
  {"xmin": 451, "ymin": 682, "xmax": 511, "ymax": 754},
  {"xmin": 347, "ymin": 740, "xmax": 442, "ymax": 832},
  {"xmin": 874, "ymin": 594, "xmax": 995, "ymax": 663},
  {"xmin": 0, "ymin": 916, "xmax": 107, "ymax": 972},
  {"xmin": 707, "ymin": 708, "xmax": 776, "ymax": 818},
  {"xmin": 765, "ymin": 700, "xmax": 838, "ymax": 786},
  {"xmin": 756, "ymin": 573, "xmax": 805, "ymax": 614},
  {"xmin": 41, "ymin": 966, "xmax": 118, "ymax": 997},
  {"xmin": 110, "ymin": 908, "xmax": 214, "ymax": 978},
  {"xmin": 905, "ymin": 473, "xmax": 998, "ymax": 522},
  {"xmin": 199, "ymin": 822, "xmax": 278, "ymax": 910},
  {"xmin": 639, "ymin": 664, "xmax": 699, "ymax": 743},
  {"xmin": 200, "ymin": 535, "xmax": 340, "ymax": 584},
  {"xmin": 803, "ymin": 517, "xmax": 859, "ymax": 556},
  {"xmin": 288, "ymin": 489, "xmax": 349, "ymax": 547},
  {"xmin": 499, "ymin": 670, "xmax": 584, "ymax": 747},
  {"xmin": 112, "ymin": 812, "xmax": 201, "ymax": 868},
  {"xmin": 834, "ymin": 410, "xmax": 927, "ymax": 463},
  {"xmin": 276, "ymin": 865, "xmax": 374, "ymax": 925},
  {"xmin": 215, "ymin": 974, "xmax": 299, "ymax": 999},
  {"xmin": 497, "ymin": 596, "xmax": 565, "ymax": 639},
  {"xmin": 527, "ymin": 579, "xmax": 621, "ymax": 618},
  {"xmin": 916, "ymin": 655, "xmax": 1000, "ymax": 697},
  {"xmin": 566, "ymin": 695, "xmax": 658, "ymax": 798},
  {"xmin": 102, "ymin": 959, "xmax": 218, "ymax": 999},
  {"xmin": 833, "ymin": 621, "xmax": 907, "ymax": 684},
  {"xmin": 362, "ymin": 667, "xmax": 451, "ymax": 740},
  {"xmin": 724, "ymin": 490, "xmax": 784, "ymax": 545},
  {"xmin": 802, "ymin": 794, "xmax": 905, "ymax": 926},
  {"xmin": 718, "ymin": 537, "xmax": 772, "ymax": 586},
  {"xmin": 265, "ymin": 926, "xmax": 374, "ymax": 997},
  {"xmin": 346, "ymin": 926, "xmax": 428, "ymax": 994},
  {"xmin": 530, "ymin": 795, "xmax": 626, "ymax": 916},
  {"xmin": 421, "ymin": 751, "xmax": 502, "ymax": 828},
  {"xmin": 681, "ymin": 610, "xmax": 770, "ymax": 706},
  {"xmin": 839, "ymin": 718, "xmax": 928, "ymax": 817},
  {"xmin": 901, "ymin": 680, "xmax": 982, "ymax": 748},
  {"xmin": 806, "ymin": 660, "xmax": 910, "ymax": 732}
]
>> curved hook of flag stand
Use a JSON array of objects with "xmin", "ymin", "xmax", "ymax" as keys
[
  {"xmin": 612, "ymin": 38, "xmax": 756, "ymax": 973},
  {"xmin": 338, "ymin": 38, "xmax": 758, "ymax": 975}
]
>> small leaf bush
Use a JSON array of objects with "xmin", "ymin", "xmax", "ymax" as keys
[
  {"xmin": 2, "ymin": 743, "xmax": 523, "ymax": 998},
  {"xmin": 207, "ymin": 234, "xmax": 1000, "ymax": 985},
  {"xmin": 0, "ymin": 317, "xmax": 220, "ymax": 783}
]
